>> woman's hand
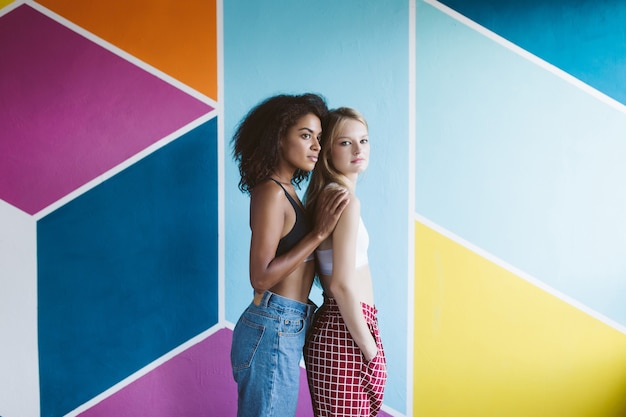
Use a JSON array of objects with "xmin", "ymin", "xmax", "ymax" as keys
[
  {"xmin": 312, "ymin": 186, "xmax": 350, "ymax": 239},
  {"xmin": 362, "ymin": 343, "xmax": 379, "ymax": 362}
]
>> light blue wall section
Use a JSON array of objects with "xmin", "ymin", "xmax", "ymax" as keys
[
  {"xmin": 415, "ymin": 1, "xmax": 626, "ymax": 327},
  {"xmin": 224, "ymin": 0, "xmax": 409, "ymax": 412},
  {"xmin": 439, "ymin": 0, "xmax": 626, "ymax": 105}
]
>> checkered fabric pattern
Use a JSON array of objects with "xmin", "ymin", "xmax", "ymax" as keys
[{"xmin": 304, "ymin": 297, "xmax": 387, "ymax": 417}]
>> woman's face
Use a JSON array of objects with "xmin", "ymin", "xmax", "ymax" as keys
[
  {"xmin": 330, "ymin": 118, "xmax": 369, "ymax": 180},
  {"xmin": 280, "ymin": 113, "xmax": 322, "ymax": 173}
]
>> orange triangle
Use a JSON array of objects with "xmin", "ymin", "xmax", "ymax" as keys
[{"xmin": 38, "ymin": 0, "xmax": 217, "ymax": 99}]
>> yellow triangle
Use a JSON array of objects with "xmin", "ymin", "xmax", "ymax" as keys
[{"xmin": 414, "ymin": 220, "xmax": 626, "ymax": 416}]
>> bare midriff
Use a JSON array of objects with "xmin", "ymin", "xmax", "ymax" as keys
[{"xmin": 254, "ymin": 260, "xmax": 316, "ymax": 305}]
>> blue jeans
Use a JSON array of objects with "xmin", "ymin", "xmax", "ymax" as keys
[{"xmin": 231, "ymin": 291, "xmax": 316, "ymax": 417}]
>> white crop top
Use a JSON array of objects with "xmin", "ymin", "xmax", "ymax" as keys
[{"xmin": 316, "ymin": 216, "xmax": 369, "ymax": 276}]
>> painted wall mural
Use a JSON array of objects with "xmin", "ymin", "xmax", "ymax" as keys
[
  {"xmin": 1, "ymin": 0, "xmax": 626, "ymax": 416},
  {"xmin": 0, "ymin": 1, "xmax": 218, "ymax": 416},
  {"xmin": 414, "ymin": 0, "xmax": 626, "ymax": 416}
]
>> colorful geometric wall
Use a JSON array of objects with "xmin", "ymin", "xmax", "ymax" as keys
[
  {"xmin": 2, "ymin": 0, "xmax": 404, "ymax": 416},
  {"xmin": 3, "ymin": 0, "xmax": 626, "ymax": 416},
  {"xmin": 414, "ymin": 0, "xmax": 626, "ymax": 415},
  {"xmin": 1, "ymin": 1, "xmax": 219, "ymax": 416}
]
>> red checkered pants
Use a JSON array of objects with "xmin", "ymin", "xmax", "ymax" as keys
[{"xmin": 304, "ymin": 297, "xmax": 387, "ymax": 417}]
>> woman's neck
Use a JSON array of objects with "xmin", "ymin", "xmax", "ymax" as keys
[
  {"xmin": 271, "ymin": 167, "xmax": 295, "ymax": 185},
  {"xmin": 340, "ymin": 174, "xmax": 357, "ymax": 193}
]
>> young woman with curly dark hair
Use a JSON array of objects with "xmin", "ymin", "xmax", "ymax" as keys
[{"xmin": 230, "ymin": 93, "xmax": 349, "ymax": 417}]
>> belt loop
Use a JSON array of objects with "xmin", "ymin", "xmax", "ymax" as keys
[
  {"xmin": 253, "ymin": 290, "xmax": 270, "ymax": 307},
  {"xmin": 261, "ymin": 290, "xmax": 271, "ymax": 307}
]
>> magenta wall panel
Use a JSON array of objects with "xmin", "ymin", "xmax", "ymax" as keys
[
  {"xmin": 77, "ymin": 329, "xmax": 237, "ymax": 417},
  {"xmin": 75, "ymin": 329, "xmax": 330, "ymax": 417},
  {"xmin": 0, "ymin": 5, "xmax": 212, "ymax": 215}
]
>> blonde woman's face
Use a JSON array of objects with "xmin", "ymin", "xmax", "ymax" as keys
[{"xmin": 330, "ymin": 118, "xmax": 369, "ymax": 180}]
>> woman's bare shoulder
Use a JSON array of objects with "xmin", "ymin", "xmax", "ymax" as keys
[
  {"xmin": 250, "ymin": 179, "xmax": 287, "ymax": 213},
  {"xmin": 337, "ymin": 194, "xmax": 360, "ymax": 226},
  {"xmin": 251, "ymin": 179, "xmax": 284, "ymax": 199}
]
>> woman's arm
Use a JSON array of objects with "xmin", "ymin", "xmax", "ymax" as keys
[
  {"xmin": 248, "ymin": 182, "xmax": 349, "ymax": 292},
  {"xmin": 328, "ymin": 197, "xmax": 378, "ymax": 361}
]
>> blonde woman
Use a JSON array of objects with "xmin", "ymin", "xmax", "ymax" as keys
[{"xmin": 304, "ymin": 107, "xmax": 386, "ymax": 416}]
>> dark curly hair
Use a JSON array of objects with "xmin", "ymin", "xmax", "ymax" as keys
[{"xmin": 232, "ymin": 93, "xmax": 328, "ymax": 194}]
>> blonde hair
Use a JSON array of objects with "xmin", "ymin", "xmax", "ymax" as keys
[{"xmin": 304, "ymin": 107, "xmax": 368, "ymax": 213}]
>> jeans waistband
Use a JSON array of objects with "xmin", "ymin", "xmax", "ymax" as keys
[{"xmin": 255, "ymin": 291, "xmax": 316, "ymax": 317}]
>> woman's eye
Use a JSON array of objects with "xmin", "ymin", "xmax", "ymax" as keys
[
  {"xmin": 361, "ymin": 138, "xmax": 369, "ymax": 144},
  {"xmin": 340, "ymin": 140, "xmax": 351, "ymax": 146},
  {"xmin": 302, "ymin": 133, "xmax": 311, "ymax": 139}
]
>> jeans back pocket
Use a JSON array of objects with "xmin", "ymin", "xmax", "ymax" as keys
[{"xmin": 231, "ymin": 316, "xmax": 265, "ymax": 371}]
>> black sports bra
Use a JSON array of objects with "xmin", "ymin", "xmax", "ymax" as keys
[{"xmin": 269, "ymin": 178, "xmax": 311, "ymax": 257}]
